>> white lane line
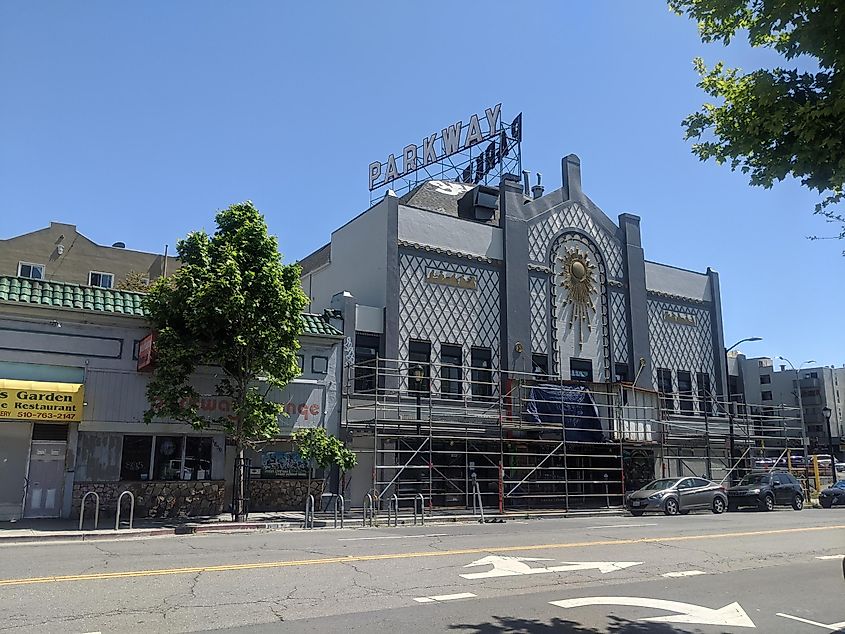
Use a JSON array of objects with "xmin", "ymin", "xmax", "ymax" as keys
[
  {"xmin": 414, "ymin": 592, "xmax": 476, "ymax": 604},
  {"xmin": 586, "ymin": 523, "xmax": 658, "ymax": 529},
  {"xmin": 816, "ymin": 554, "xmax": 844, "ymax": 560},
  {"xmin": 662, "ymin": 570, "xmax": 706, "ymax": 578},
  {"xmin": 339, "ymin": 533, "xmax": 451, "ymax": 542},
  {"xmin": 777, "ymin": 612, "xmax": 845, "ymax": 630}
]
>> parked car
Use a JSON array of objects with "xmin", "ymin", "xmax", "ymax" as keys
[
  {"xmin": 819, "ymin": 480, "xmax": 845, "ymax": 508},
  {"xmin": 727, "ymin": 471, "xmax": 804, "ymax": 511},
  {"xmin": 626, "ymin": 477, "xmax": 727, "ymax": 516}
]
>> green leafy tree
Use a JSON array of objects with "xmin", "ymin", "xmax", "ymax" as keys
[
  {"xmin": 116, "ymin": 270, "xmax": 151, "ymax": 292},
  {"xmin": 670, "ymin": 0, "xmax": 845, "ymax": 240},
  {"xmin": 143, "ymin": 201, "xmax": 308, "ymax": 520},
  {"xmin": 293, "ymin": 427, "xmax": 357, "ymax": 497}
]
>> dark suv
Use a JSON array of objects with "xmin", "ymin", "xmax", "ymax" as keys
[{"xmin": 727, "ymin": 471, "xmax": 804, "ymax": 511}]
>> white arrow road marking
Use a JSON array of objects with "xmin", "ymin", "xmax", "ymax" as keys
[
  {"xmin": 414, "ymin": 592, "xmax": 476, "ymax": 604},
  {"xmin": 662, "ymin": 570, "xmax": 706, "ymax": 578},
  {"xmin": 460, "ymin": 556, "xmax": 642, "ymax": 579},
  {"xmin": 777, "ymin": 613, "xmax": 845, "ymax": 631},
  {"xmin": 550, "ymin": 596, "xmax": 756, "ymax": 628},
  {"xmin": 815, "ymin": 554, "xmax": 844, "ymax": 560}
]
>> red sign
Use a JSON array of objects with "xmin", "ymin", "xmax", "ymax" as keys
[{"xmin": 137, "ymin": 332, "xmax": 156, "ymax": 372}]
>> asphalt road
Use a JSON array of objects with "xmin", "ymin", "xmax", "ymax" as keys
[{"xmin": 0, "ymin": 508, "xmax": 843, "ymax": 633}]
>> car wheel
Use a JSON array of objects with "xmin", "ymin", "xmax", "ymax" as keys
[
  {"xmin": 630, "ymin": 510, "xmax": 645, "ymax": 517},
  {"xmin": 664, "ymin": 498, "xmax": 679, "ymax": 516},
  {"xmin": 821, "ymin": 499, "xmax": 833, "ymax": 509},
  {"xmin": 760, "ymin": 494, "xmax": 774, "ymax": 512},
  {"xmin": 791, "ymin": 494, "xmax": 804, "ymax": 511},
  {"xmin": 712, "ymin": 497, "xmax": 726, "ymax": 514}
]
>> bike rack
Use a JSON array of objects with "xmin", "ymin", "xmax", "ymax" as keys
[
  {"xmin": 388, "ymin": 493, "xmax": 399, "ymax": 527},
  {"xmin": 115, "ymin": 490, "xmax": 135, "ymax": 530},
  {"xmin": 304, "ymin": 494, "xmax": 315, "ymax": 529},
  {"xmin": 415, "ymin": 493, "xmax": 425, "ymax": 526},
  {"xmin": 362, "ymin": 493, "xmax": 374, "ymax": 527},
  {"xmin": 333, "ymin": 494, "xmax": 345, "ymax": 529},
  {"xmin": 79, "ymin": 491, "xmax": 100, "ymax": 530}
]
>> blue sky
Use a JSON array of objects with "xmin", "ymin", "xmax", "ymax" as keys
[{"xmin": 1, "ymin": 1, "xmax": 841, "ymax": 367}]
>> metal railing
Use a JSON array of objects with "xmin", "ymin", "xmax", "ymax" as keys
[
  {"xmin": 115, "ymin": 490, "xmax": 135, "ymax": 530},
  {"xmin": 79, "ymin": 491, "xmax": 100, "ymax": 531}
]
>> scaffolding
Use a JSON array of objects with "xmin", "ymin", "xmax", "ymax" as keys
[{"xmin": 342, "ymin": 357, "xmax": 805, "ymax": 511}]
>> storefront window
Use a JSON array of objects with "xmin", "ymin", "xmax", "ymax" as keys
[
  {"xmin": 184, "ymin": 436, "xmax": 213, "ymax": 480},
  {"xmin": 120, "ymin": 435, "xmax": 153, "ymax": 480},
  {"xmin": 153, "ymin": 436, "xmax": 184, "ymax": 481}
]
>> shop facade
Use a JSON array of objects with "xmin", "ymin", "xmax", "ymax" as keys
[{"xmin": 0, "ymin": 274, "xmax": 342, "ymax": 520}]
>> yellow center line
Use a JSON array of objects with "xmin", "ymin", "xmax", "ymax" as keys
[{"xmin": 1, "ymin": 523, "xmax": 842, "ymax": 588}]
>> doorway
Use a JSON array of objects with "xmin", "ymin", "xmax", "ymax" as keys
[{"xmin": 24, "ymin": 424, "xmax": 68, "ymax": 518}]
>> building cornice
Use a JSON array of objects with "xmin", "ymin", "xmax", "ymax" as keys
[{"xmin": 397, "ymin": 240, "xmax": 499, "ymax": 264}]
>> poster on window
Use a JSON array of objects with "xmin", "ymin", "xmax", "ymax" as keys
[{"xmin": 261, "ymin": 451, "xmax": 309, "ymax": 479}]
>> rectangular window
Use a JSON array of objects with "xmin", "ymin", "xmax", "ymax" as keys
[
  {"xmin": 183, "ymin": 436, "xmax": 213, "ymax": 480},
  {"xmin": 440, "ymin": 344, "xmax": 462, "ymax": 399},
  {"xmin": 696, "ymin": 372, "xmax": 711, "ymax": 416},
  {"xmin": 408, "ymin": 339, "xmax": 431, "ymax": 394},
  {"xmin": 353, "ymin": 332, "xmax": 380, "ymax": 394},
  {"xmin": 18, "ymin": 262, "xmax": 45, "ymax": 280},
  {"xmin": 569, "ymin": 358, "xmax": 593, "ymax": 382},
  {"xmin": 120, "ymin": 435, "xmax": 153, "ymax": 480},
  {"xmin": 296, "ymin": 354, "xmax": 305, "ymax": 372},
  {"xmin": 760, "ymin": 374, "xmax": 771, "ymax": 384},
  {"xmin": 153, "ymin": 436, "xmax": 184, "ymax": 481},
  {"xmin": 657, "ymin": 368, "xmax": 674, "ymax": 412},
  {"xmin": 762, "ymin": 391, "xmax": 773, "ymax": 401},
  {"xmin": 532, "ymin": 354, "xmax": 549, "ymax": 378},
  {"xmin": 311, "ymin": 355, "xmax": 328, "ymax": 375},
  {"xmin": 470, "ymin": 347, "xmax": 493, "ymax": 400},
  {"xmin": 89, "ymin": 271, "xmax": 114, "ymax": 288},
  {"xmin": 614, "ymin": 363, "xmax": 630, "ymax": 383},
  {"xmin": 678, "ymin": 371, "xmax": 694, "ymax": 414}
]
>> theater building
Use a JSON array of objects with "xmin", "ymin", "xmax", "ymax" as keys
[{"xmin": 301, "ymin": 150, "xmax": 799, "ymax": 509}]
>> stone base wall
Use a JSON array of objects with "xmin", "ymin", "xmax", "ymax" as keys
[
  {"xmin": 72, "ymin": 481, "xmax": 226, "ymax": 519},
  {"xmin": 248, "ymin": 479, "xmax": 324, "ymax": 512}
]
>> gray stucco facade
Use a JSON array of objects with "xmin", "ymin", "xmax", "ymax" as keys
[{"xmin": 301, "ymin": 154, "xmax": 727, "ymax": 410}]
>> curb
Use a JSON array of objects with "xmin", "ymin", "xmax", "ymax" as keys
[
  {"xmin": 0, "ymin": 508, "xmax": 628, "ymax": 543},
  {"xmin": 0, "ymin": 528, "xmax": 176, "ymax": 544}
]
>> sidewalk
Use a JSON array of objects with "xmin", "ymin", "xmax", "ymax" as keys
[{"xmin": 0, "ymin": 507, "xmax": 627, "ymax": 544}]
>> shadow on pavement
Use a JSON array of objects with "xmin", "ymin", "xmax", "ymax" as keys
[{"xmin": 449, "ymin": 615, "xmax": 690, "ymax": 633}]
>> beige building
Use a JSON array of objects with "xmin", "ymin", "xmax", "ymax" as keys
[{"xmin": 0, "ymin": 222, "xmax": 180, "ymax": 289}]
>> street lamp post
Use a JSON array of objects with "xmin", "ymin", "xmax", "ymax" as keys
[
  {"xmin": 778, "ymin": 357, "xmax": 816, "ymax": 465},
  {"xmin": 823, "ymin": 406, "xmax": 836, "ymax": 482},
  {"xmin": 724, "ymin": 337, "xmax": 762, "ymax": 485}
]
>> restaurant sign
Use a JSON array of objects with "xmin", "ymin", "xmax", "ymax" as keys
[{"xmin": 0, "ymin": 379, "xmax": 85, "ymax": 422}]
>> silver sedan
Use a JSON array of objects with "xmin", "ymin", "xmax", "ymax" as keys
[{"xmin": 626, "ymin": 477, "xmax": 728, "ymax": 516}]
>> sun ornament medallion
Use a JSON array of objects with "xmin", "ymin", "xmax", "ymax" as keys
[{"xmin": 557, "ymin": 247, "xmax": 597, "ymax": 353}]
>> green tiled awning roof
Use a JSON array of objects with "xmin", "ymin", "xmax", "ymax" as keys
[
  {"xmin": 0, "ymin": 276, "xmax": 343, "ymax": 337},
  {"xmin": 0, "ymin": 276, "xmax": 147, "ymax": 316},
  {"xmin": 301, "ymin": 313, "xmax": 343, "ymax": 338}
]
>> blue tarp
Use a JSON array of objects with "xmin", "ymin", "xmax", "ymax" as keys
[{"xmin": 523, "ymin": 384, "xmax": 606, "ymax": 442}]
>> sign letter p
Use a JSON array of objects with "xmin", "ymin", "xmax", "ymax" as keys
[{"xmin": 369, "ymin": 161, "xmax": 382, "ymax": 190}]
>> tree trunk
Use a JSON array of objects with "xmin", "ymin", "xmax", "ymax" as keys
[
  {"xmin": 233, "ymin": 406, "xmax": 245, "ymax": 522},
  {"xmin": 234, "ymin": 440, "xmax": 245, "ymax": 522}
]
